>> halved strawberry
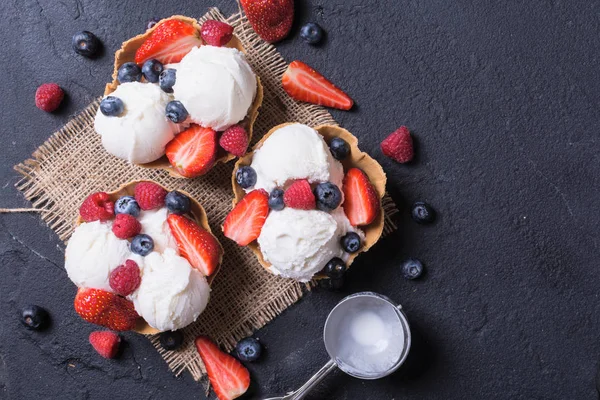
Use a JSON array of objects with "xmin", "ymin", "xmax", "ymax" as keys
[
  {"xmin": 282, "ymin": 60, "xmax": 354, "ymax": 110},
  {"xmin": 342, "ymin": 168, "xmax": 380, "ymax": 226},
  {"xmin": 240, "ymin": 0, "xmax": 294, "ymax": 43},
  {"xmin": 74, "ymin": 288, "xmax": 139, "ymax": 331},
  {"xmin": 167, "ymin": 214, "xmax": 222, "ymax": 276},
  {"xmin": 223, "ymin": 189, "xmax": 269, "ymax": 246},
  {"xmin": 165, "ymin": 125, "xmax": 217, "ymax": 178},
  {"xmin": 195, "ymin": 336, "xmax": 250, "ymax": 400},
  {"xmin": 134, "ymin": 19, "xmax": 202, "ymax": 65}
]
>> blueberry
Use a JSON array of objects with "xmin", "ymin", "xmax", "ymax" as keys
[
  {"xmin": 268, "ymin": 188, "xmax": 285, "ymax": 211},
  {"xmin": 411, "ymin": 202, "xmax": 436, "ymax": 224},
  {"xmin": 236, "ymin": 166, "xmax": 257, "ymax": 189},
  {"xmin": 314, "ymin": 182, "xmax": 342, "ymax": 211},
  {"xmin": 72, "ymin": 31, "xmax": 101, "ymax": 57},
  {"xmin": 141, "ymin": 59, "xmax": 163, "ymax": 83},
  {"xmin": 159, "ymin": 69, "xmax": 177, "ymax": 93},
  {"xmin": 131, "ymin": 234, "xmax": 154, "ymax": 256},
  {"xmin": 324, "ymin": 257, "xmax": 346, "ymax": 279},
  {"xmin": 159, "ymin": 330, "xmax": 183, "ymax": 351},
  {"xmin": 329, "ymin": 138, "xmax": 350, "ymax": 160},
  {"xmin": 340, "ymin": 232, "xmax": 361, "ymax": 253},
  {"xmin": 300, "ymin": 22, "xmax": 324, "ymax": 44},
  {"xmin": 401, "ymin": 258, "xmax": 424, "ymax": 280},
  {"xmin": 165, "ymin": 191, "xmax": 191, "ymax": 215},
  {"xmin": 236, "ymin": 337, "xmax": 262, "ymax": 362},
  {"xmin": 21, "ymin": 305, "xmax": 50, "ymax": 330},
  {"xmin": 114, "ymin": 196, "xmax": 140, "ymax": 217},
  {"xmin": 100, "ymin": 96, "xmax": 124, "ymax": 117},
  {"xmin": 147, "ymin": 17, "xmax": 161, "ymax": 30},
  {"xmin": 318, "ymin": 277, "xmax": 344, "ymax": 291},
  {"xmin": 165, "ymin": 100, "xmax": 188, "ymax": 123},
  {"xmin": 117, "ymin": 62, "xmax": 142, "ymax": 83}
]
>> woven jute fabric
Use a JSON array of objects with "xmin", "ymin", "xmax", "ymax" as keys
[{"xmin": 14, "ymin": 8, "xmax": 398, "ymax": 381}]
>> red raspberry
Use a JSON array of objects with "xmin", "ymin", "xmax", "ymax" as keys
[
  {"xmin": 109, "ymin": 260, "xmax": 141, "ymax": 296},
  {"xmin": 80, "ymin": 192, "xmax": 114, "ymax": 222},
  {"xmin": 112, "ymin": 214, "xmax": 141, "ymax": 239},
  {"xmin": 219, "ymin": 125, "xmax": 248, "ymax": 157},
  {"xmin": 380, "ymin": 126, "xmax": 414, "ymax": 163},
  {"xmin": 284, "ymin": 179, "xmax": 315, "ymax": 210},
  {"xmin": 134, "ymin": 182, "xmax": 167, "ymax": 210},
  {"xmin": 89, "ymin": 331, "xmax": 120, "ymax": 359},
  {"xmin": 200, "ymin": 20, "xmax": 234, "ymax": 47},
  {"xmin": 35, "ymin": 83, "xmax": 64, "ymax": 112}
]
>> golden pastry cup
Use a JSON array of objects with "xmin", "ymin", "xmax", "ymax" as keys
[
  {"xmin": 74, "ymin": 180, "xmax": 224, "ymax": 334},
  {"xmin": 103, "ymin": 15, "xmax": 264, "ymax": 178},
  {"xmin": 230, "ymin": 124, "xmax": 387, "ymax": 280}
]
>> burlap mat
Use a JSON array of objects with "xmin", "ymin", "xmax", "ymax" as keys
[{"xmin": 14, "ymin": 8, "xmax": 399, "ymax": 381}]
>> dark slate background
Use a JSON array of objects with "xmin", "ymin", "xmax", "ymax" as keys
[{"xmin": 1, "ymin": 0, "xmax": 599, "ymax": 399}]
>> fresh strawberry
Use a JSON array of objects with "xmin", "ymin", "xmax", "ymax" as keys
[
  {"xmin": 165, "ymin": 125, "xmax": 217, "ymax": 178},
  {"xmin": 167, "ymin": 214, "xmax": 222, "ymax": 276},
  {"xmin": 195, "ymin": 336, "xmax": 250, "ymax": 400},
  {"xmin": 74, "ymin": 288, "xmax": 139, "ymax": 331},
  {"xmin": 35, "ymin": 83, "xmax": 64, "ymax": 112},
  {"xmin": 134, "ymin": 181, "xmax": 167, "ymax": 210},
  {"xmin": 219, "ymin": 125, "xmax": 248, "ymax": 157},
  {"xmin": 111, "ymin": 214, "xmax": 141, "ymax": 239},
  {"xmin": 109, "ymin": 260, "xmax": 141, "ymax": 296},
  {"xmin": 223, "ymin": 189, "xmax": 269, "ymax": 246},
  {"xmin": 134, "ymin": 19, "xmax": 202, "ymax": 65},
  {"xmin": 200, "ymin": 20, "xmax": 234, "ymax": 47},
  {"xmin": 342, "ymin": 168, "xmax": 380, "ymax": 226},
  {"xmin": 79, "ymin": 192, "xmax": 114, "ymax": 222},
  {"xmin": 282, "ymin": 60, "xmax": 353, "ymax": 110},
  {"xmin": 283, "ymin": 179, "xmax": 315, "ymax": 210},
  {"xmin": 381, "ymin": 126, "xmax": 414, "ymax": 163},
  {"xmin": 240, "ymin": 0, "xmax": 294, "ymax": 43},
  {"xmin": 89, "ymin": 331, "xmax": 120, "ymax": 359}
]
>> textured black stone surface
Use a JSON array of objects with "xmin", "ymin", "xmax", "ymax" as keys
[{"xmin": 1, "ymin": 0, "xmax": 599, "ymax": 399}]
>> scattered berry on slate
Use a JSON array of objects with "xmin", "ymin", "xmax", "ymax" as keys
[
  {"xmin": 411, "ymin": 201, "xmax": 436, "ymax": 224},
  {"xmin": 240, "ymin": 0, "xmax": 293, "ymax": 43},
  {"xmin": 268, "ymin": 188, "xmax": 285, "ymax": 211},
  {"xmin": 114, "ymin": 196, "xmax": 140, "ymax": 217},
  {"xmin": 200, "ymin": 20, "xmax": 234, "ymax": 47},
  {"xmin": 20, "ymin": 305, "xmax": 50, "ymax": 330},
  {"xmin": 134, "ymin": 181, "xmax": 167, "ymax": 210},
  {"xmin": 236, "ymin": 337, "xmax": 262, "ymax": 362},
  {"xmin": 340, "ymin": 232, "xmax": 361, "ymax": 253},
  {"xmin": 329, "ymin": 137, "xmax": 350, "ymax": 160},
  {"xmin": 160, "ymin": 330, "xmax": 184, "ymax": 351},
  {"xmin": 109, "ymin": 260, "xmax": 141, "ymax": 296},
  {"xmin": 165, "ymin": 191, "xmax": 191, "ymax": 215},
  {"xmin": 117, "ymin": 62, "xmax": 142, "ymax": 83},
  {"xmin": 141, "ymin": 59, "xmax": 164, "ymax": 83},
  {"xmin": 314, "ymin": 182, "xmax": 342, "ymax": 212},
  {"xmin": 131, "ymin": 234, "xmax": 154, "ymax": 256},
  {"xmin": 381, "ymin": 126, "xmax": 414, "ymax": 163},
  {"xmin": 401, "ymin": 258, "xmax": 424, "ymax": 280},
  {"xmin": 72, "ymin": 31, "xmax": 101, "ymax": 57},
  {"xmin": 324, "ymin": 257, "xmax": 346, "ymax": 279},
  {"xmin": 236, "ymin": 166, "xmax": 257, "ymax": 189},
  {"xmin": 79, "ymin": 192, "xmax": 114, "ymax": 222},
  {"xmin": 300, "ymin": 22, "xmax": 323, "ymax": 44},
  {"xmin": 35, "ymin": 83, "xmax": 64, "ymax": 113},
  {"xmin": 146, "ymin": 17, "xmax": 161, "ymax": 30},
  {"xmin": 219, "ymin": 125, "xmax": 248, "ymax": 157},
  {"xmin": 159, "ymin": 68, "xmax": 177, "ymax": 93},
  {"xmin": 99, "ymin": 96, "xmax": 124, "ymax": 117},
  {"xmin": 112, "ymin": 214, "xmax": 142, "ymax": 239},
  {"xmin": 165, "ymin": 100, "xmax": 188, "ymax": 123},
  {"xmin": 89, "ymin": 331, "xmax": 120, "ymax": 359},
  {"xmin": 284, "ymin": 179, "xmax": 315, "ymax": 210}
]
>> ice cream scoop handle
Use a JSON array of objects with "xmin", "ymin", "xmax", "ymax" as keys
[{"xmin": 290, "ymin": 359, "xmax": 337, "ymax": 400}]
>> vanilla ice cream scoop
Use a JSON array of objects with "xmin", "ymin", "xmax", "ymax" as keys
[
  {"xmin": 138, "ymin": 208, "xmax": 178, "ymax": 254},
  {"xmin": 172, "ymin": 45, "xmax": 257, "ymax": 131},
  {"xmin": 95, "ymin": 82, "xmax": 181, "ymax": 164}
]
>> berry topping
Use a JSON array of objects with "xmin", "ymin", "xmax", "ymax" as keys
[
  {"xmin": 165, "ymin": 100, "xmax": 188, "ymax": 123},
  {"xmin": 411, "ymin": 201, "xmax": 436, "ymax": 224},
  {"xmin": 160, "ymin": 330, "xmax": 184, "ymax": 351},
  {"xmin": 223, "ymin": 189, "xmax": 269, "ymax": 246},
  {"xmin": 35, "ymin": 83, "xmax": 64, "ymax": 113},
  {"xmin": 195, "ymin": 336, "xmax": 250, "ymax": 400},
  {"xmin": 282, "ymin": 61, "xmax": 353, "ymax": 110},
  {"xmin": 134, "ymin": 181, "xmax": 167, "ymax": 210},
  {"xmin": 342, "ymin": 168, "xmax": 380, "ymax": 226},
  {"xmin": 268, "ymin": 188, "xmax": 285, "ymax": 211},
  {"xmin": 324, "ymin": 257, "xmax": 346, "ymax": 279},
  {"xmin": 141, "ymin": 59, "xmax": 164, "ymax": 83},
  {"xmin": 236, "ymin": 337, "xmax": 262, "ymax": 362},
  {"xmin": 235, "ymin": 166, "xmax": 257, "ymax": 189},
  {"xmin": 74, "ymin": 288, "xmax": 139, "ymax": 331},
  {"xmin": 300, "ymin": 22, "xmax": 323, "ymax": 44},
  {"xmin": 200, "ymin": 20, "xmax": 234, "ymax": 47},
  {"xmin": 381, "ymin": 126, "xmax": 414, "ymax": 164},
  {"xmin": 130, "ymin": 234, "xmax": 154, "ymax": 256},
  {"xmin": 114, "ymin": 196, "xmax": 141, "ymax": 217},
  {"xmin": 20, "ymin": 305, "xmax": 50, "ymax": 330},
  {"xmin": 329, "ymin": 137, "xmax": 350, "ymax": 160},
  {"xmin": 109, "ymin": 260, "xmax": 141, "ymax": 296},
  {"xmin": 159, "ymin": 68, "xmax": 176, "ymax": 93},
  {"xmin": 165, "ymin": 191, "xmax": 191, "ymax": 215},
  {"xmin": 79, "ymin": 192, "xmax": 115, "ymax": 222},
  {"xmin": 112, "ymin": 214, "xmax": 142, "ymax": 239},
  {"xmin": 167, "ymin": 214, "xmax": 222, "ymax": 276},
  {"xmin": 165, "ymin": 125, "xmax": 217, "ymax": 178},
  {"xmin": 284, "ymin": 179, "xmax": 315, "ymax": 210},
  {"xmin": 100, "ymin": 96, "xmax": 124, "ymax": 117},
  {"xmin": 117, "ymin": 62, "xmax": 142, "ymax": 83},
  {"xmin": 340, "ymin": 232, "xmax": 361, "ymax": 253},
  {"xmin": 72, "ymin": 31, "xmax": 101, "ymax": 57},
  {"xmin": 219, "ymin": 125, "xmax": 248, "ymax": 157},
  {"xmin": 401, "ymin": 258, "xmax": 424, "ymax": 280},
  {"xmin": 240, "ymin": 0, "xmax": 294, "ymax": 43},
  {"xmin": 314, "ymin": 182, "xmax": 342, "ymax": 212},
  {"xmin": 146, "ymin": 17, "xmax": 161, "ymax": 30},
  {"xmin": 89, "ymin": 331, "xmax": 120, "ymax": 359},
  {"xmin": 135, "ymin": 19, "xmax": 202, "ymax": 65}
]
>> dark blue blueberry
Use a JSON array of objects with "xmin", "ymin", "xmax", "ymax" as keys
[
  {"xmin": 165, "ymin": 191, "xmax": 191, "ymax": 215},
  {"xmin": 131, "ymin": 234, "xmax": 154, "ymax": 256},
  {"xmin": 300, "ymin": 22, "xmax": 324, "ymax": 44},
  {"xmin": 141, "ymin": 59, "xmax": 164, "ymax": 83},
  {"xmin": 159, "ymin": 330, "xmax": 184, "ymax": 351},
  {"xmin": 72, "ymin": 31, "xmax": 101, "ymax": 57},
  {"xmin": 236, "ymin": 166, "xmax": 257, "ymax": 189},
  {"xmin": 114, "ymin": 196, "xmax": 140, "ymax": 217},
  {"xmin": 314, "ymin": 182, "xmax": 342, "ymax": 211},
  {"xmin": 236, "ymin": 337, "xmax": 262, "ymax": 362},
  {"xmin": 147, "ymin": 17, "xmax": 161, "ymax": 30},
  {"xmin": 100, "ymin": 96, "xmax": 124, "ymax": 117},
  {"xmin": 401, "ymin": 258, "xmax": 424, "ymax": 280},
  {"xmin": 165, "ymin": 100, "xmax": 188, "ymax": 123},
  {"xmin": 324, "ymin": 257, "xmax": 346, "ymax": 279},
  {"xmin": 411, "ymin": 201, "xmax": 436, "ymax": 224},
  {"xmin": 329, "ymin": 137, "xmax": 350, "ymax": 160},
  {"xmin": 340, "ymin": 232, "xmax": 361, "ymax": 253},
  {"xmin": 117, "ymin": 62, "xmax": 142, "ymax": 83},
  {"xmin": 21, "ymin": 305, "xmax": 50, "ymax": 330},
  {"xmin": 268, "ymin": 188, "xmax": 285, "ymax": 211},
  {"xmin": 159, "ymin": 68, "xmax": 177, "ymax": 93},
  {"xmin": 318, "ymin": 277, "xmax": 344, "ymax": 291}
]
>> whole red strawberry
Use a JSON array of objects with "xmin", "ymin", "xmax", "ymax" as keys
[
  {"xmin": 35, "ymin": 83, "xmax": 64, "ymax": 112},
  {"xmin": 109, "ymin": 260, "xmax": 141, "ymax": 296},
  {"xmin": 89, "ymin": 331, "xmax": 120, "ymax": 359},
  {"xmin": 241, "ymin": 0, "xmax": 294, "ymax": 43},
  {"xmin": 219, "ymin": 125, "xmax": 248, "ymax": 157},
  {"xmin": 380, "ymin": 126, "xmax": 414, "ymax": 163},
  {"xmin": 80, "ymin": 192, "xmax": 114, "ymax": 222},
  {"xmin": 134, "ymin": 181, "xmax": 167, "ymax": 210},
  {"xmin": 112, "ymin": 214, "xmax": 141, "ymax": 239},
  {"xmin": 74, "ymin": 288, "xmax": 139, "ymax": 331},
  {"xmin": 200, "ymin": 20, "xmax": 234, "ymax": 47},
  {"xmin": 284, "ymin": 179, "xmax": 315, "ymax": 210}
]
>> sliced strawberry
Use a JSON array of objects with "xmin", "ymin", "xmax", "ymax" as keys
[
  {"xmin": 342, "ymin": 168, "xmax": 380, "ymax": 226},
  {"xmin": 240, "ymin": 0, "xmax": 294, "ymax": 43},
  {"xmin": 195, "ymin": 336, "xmax": 250, "ymax": 400},
  {"xmin": 165, "ymin": 125, "xmax": 217, "ymax": 178},
  {"xmin": 167, "ymin": 214, "xmax": 222, "ymax": 276},
  {"xmin": 223, "ymin": 189, "xmax": 269, "ymax": 246},
  {"xmin": 134, "ymin": 19, "xmax": 202, "ymax": 65},
  {"xmin": 89, "ymin": 331, "xmax": 120, "ymax": 359},
  {"xmin": 74, "ymin": 288, "xmax": 139, "ymax": 331},
  {"xmin": 282, "ymin": 60, "xmax": 353, "ymax": 110}
]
